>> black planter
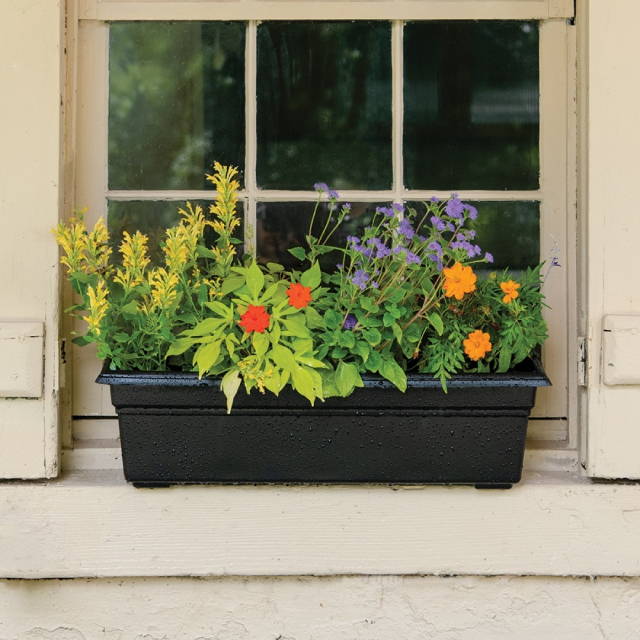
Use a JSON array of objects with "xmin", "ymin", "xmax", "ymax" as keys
[{"xmin": 97, "ymin": 360, "xmax": 549, "ymax": 488}]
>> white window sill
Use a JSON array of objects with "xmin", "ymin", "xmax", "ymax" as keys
[{"xmin": 2, "ymin": 458, "xmax": 640, "ymax": 579}]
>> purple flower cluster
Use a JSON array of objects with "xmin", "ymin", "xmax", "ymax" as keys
[
  {"xmin": 376, "ymin": 202, "xmax": 404, "ymax": 218},
  {"xmin": 313, "ymin": 182, "xmax": 339, "ymax": 199},
  {"xmin": 343, "ymin": 314, "xmax": 358, "ymax": 330}
]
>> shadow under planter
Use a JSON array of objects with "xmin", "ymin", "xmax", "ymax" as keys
[{"xmin": 97, "ymin": 360, "xmax": 550, "ymax": 489}]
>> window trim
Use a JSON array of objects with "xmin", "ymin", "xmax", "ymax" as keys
[{"xmin": 67, "ymin": 1, "xmax": 577, "ymax": 461}]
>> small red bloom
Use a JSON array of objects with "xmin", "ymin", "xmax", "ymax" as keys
[
  {"xmin": 239, "ymin": 304, "xmax": 270, "ymax": 333},
  {"xmin": 286, "ymin": 282, "xmax": 313, "ymax": 309}
]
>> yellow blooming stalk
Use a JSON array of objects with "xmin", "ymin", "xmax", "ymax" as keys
[
  {"xmin": 205, "ymin": 162, "xmax": 241, "ymax": 275},
  {"xmin": 54, "ymin": 213, "xmax": 89, "ymax": 273},
  {"xmin": 85, "ymin": 217, "xmax": 112, "ymax": 275},
  {"xmin": 113, "ymin": 231, "xmax": 150, "ymax": 292},
  {"xmin": 163, "ymin": 225, "xmax": 191, "ymax": 273},
  {"xmin": 86, "ymin": 279, "xmax": 109, "ymax": 335},
  {"xmin": 142, "ymin": 268, "xmax": 179, "ymax": 314}
]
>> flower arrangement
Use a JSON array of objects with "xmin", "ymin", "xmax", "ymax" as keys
[{"xmin": 55, "ymin": 163, "xmax": 548, "ymax": 411}]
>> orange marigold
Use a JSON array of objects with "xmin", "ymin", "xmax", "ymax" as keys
[
  {"xmin": 500, "ymin": 279, "xmax": 521, "ymax": 304},
  {"xmin": 463, "ymin": 330, "xmax": 492, "ymax": 361},
  {"xmin": 239, "ymin": 304, "xmax": 270, "ymax": 334},
  {"xmin": 286, "ymin": 282, "xmax": 313, "ymax": 309},
  {"xmin": 443, "ymin": 262, "xmax": 477, "ymax": 300}
]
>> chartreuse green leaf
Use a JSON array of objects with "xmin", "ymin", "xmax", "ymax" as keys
[
  {"xmin": 283, "ymin": 316, "xmax": 309, "ymax": 338},
  {"xmin": 221, "ymin": 369, "xmax": 242, "ymax": 414},
  {"xmin": 271, "ymin": 344, "xmax": 297, "ymax": 371},
  {"xmin": 288, "ymin": 246, "xmax": 307, "ymax": 262},
  {"xmin": 252, "ymin": 332, "xmax": 269, "ymax": 356},
  {"xmin": 220, "ymin": 275, "xmax": 245, "ymax": 296},
  {"xmin": 291, "ymin": 366, "xmax": 316, "ymax": 404},
  {"xmin": 166, "ymin": 338, "xmax": 196, "ymax": 357},
  {"xmin": 304, "ymin": 307, "xmax": 325, "ymax": 330},
  {"xmin": 363, "ymin": 328, "xmax": 382, "ymax": 346},
  {"xmin": 246, "ymin": 261, "xmax": 265, "ymax": 299},
  {"xmin": 195, "ymin": 341, "xmax": 221, "ymax": 377},
  {"xmin": 380, "ymin": 358, "xmax": 407, "ymax": 392},
  {"xmin": 354, "ymin": 341, "xmax": 370, "ymax": 362},
  {"xmin": 183, "ymin": 317, "xmax": 225, "ymax": 337},
  {"xmin": 205, "ymin": 301, "xmax": 232, "ymax": 319},
  {"xmin": 300, "ymin": 262, "xmax": 321, "ymax": 289}
]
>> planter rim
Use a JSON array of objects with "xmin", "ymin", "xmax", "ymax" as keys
[{"xmin": 96, "ymin": 358, "xmax": 550, "ymax": 390}]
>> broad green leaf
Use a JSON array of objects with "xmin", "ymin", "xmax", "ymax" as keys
[
  {"xmin": 300, "ymin": 262, "xmax": 321, "ymax": 289},
  {"xmin": 383, "ymin": 312, "xmax": 395, "ymax": 327},
  {"xmin": 246, "ymin": 261, "xmax": 265, "ymax": 299},
  {"xmin": 292, "ymin": 337, "xmax": 314, "ymax": 354},
  {"xmin": 204, "ymin": 301, "xmax": 231, "ymax": 318},
  {"xmin": 195, "ymin": 341, "xmax": 221, "ymax": 377},
  {"xmin": 363, "ymin": 327, "xmax": 382, "ymax": 346},
  {"xmin": 331, "ymin": 346, "xmax": 348, "ymax": 359},
  {"xmin": 120, "ymin": 301, "xmax": 141, "ymax": 317},
  {"xmin": 380, "ymin": 358, "xmax": 407, "ymax": 392},
  {"xmin": 221, "ymin": 369, "xmax": 242, "ymax": 414},
  {"xmin": 391, "ymin": 322, "xmax": 403, "ymax": 343},
  {"xmin": 366, "ymin": 350, "xmax": 382, "ymax": 373},
  {"xmin": 288, "ymin": 246, "xmax": 307, "ymax": 262},
  {"xmin": 360, "ymin": 297, "xmax": 379, "ymax": 313},
  {"xmin": 304, "ymin": 306, "xmax": 325, "ymax": 330},
  {"xmin": 266, "ymin": 262, "xmax": 284, "ymax": 273},
  {"xmin": 271, "ymin": 344, "xmax": 297, "ymax": 371},
  {"xmin": 324, "ymin": 309, "xmax": 342, "ymax": 330},
  {"xmin": 338, "ymin": 331, "xmax": 356, "ymax": 349},
  {"xmin": 335, "ymin": 362, "xmax": 362, "ymax": 397},
  {"xmin": 220, "ymin": 276, "xmax": 245, "ymax": 296},
  {"xmin": 498, "ymin": 346, "xmax": 512, "ymax": 373},
  {"xmin": 183, "ymin": 317, "xmax": 225, "ymax": 337},
  {"xmin": 166, "ymin": 338, "xmax": 196, "ymax": 357},
  {"xmin": 252, "ymin": 332, "xmax": 269, "ymax": 356},
  {"xmin": 262, "ymin": 370, "xmax": 282, "ymax": 394},
  {"xmin": 283, "ymin": 316, "xmax": 309, "ymax": 338},
  {"xmin": 320, "ymin": 370, "xmax": 339, "ymax": 398},
  {"xmin": 296, "ymin": 356, "xmax": 327, "ymax": 369},
  {"xmin": 113, "ymin": 332, "xmax": 130, "ymax": 343},
  {"xmin": 354, "ymin": 340, "xmax": 370, "ymax": 362},
  {"xmin": 292, "ymin": 366, "xmax": 316, "ymax": 404},
  {"xmin": 428, "ymin": 313, "xmax": 444, "ymax": 336}
]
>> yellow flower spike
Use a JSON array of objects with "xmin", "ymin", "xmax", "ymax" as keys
[
  {"xmin": 86, "ymin": 279, "xmax": 109, "ymax": 335},
  {"xmin": 53, "ymin": 213, "xmax": 89, "ymax": 273},
  {"xmin": 85, "ymin": 217, "xmax": 112, "ymax": 274},
  {"xmin": 113, "ymin": 230, "xmax": 150, "ymax": 292},
  {"xmin": 163, "ymin": 226, "xmax": 190, "ymax": 273}
]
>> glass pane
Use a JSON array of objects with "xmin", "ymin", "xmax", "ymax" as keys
[
  {"xmin": 109, "ymin": 22, "xmax": 245, "ymax": 190},
  {"xmin": 257, "ymin": 201, "xmax": 383, "ymax": 270},
  {"xmin": 257, "ymin": 22, "xmax": 392, "ymax": 190},
  {"xmin": 108, "ymin": 200, "xmax": 245, "ymax": 264},
  {"xmin": 407, "ymin": 200, "xmax": 539, "ymax": 271},
  {"xmin": 404, "ymin": 21, "xmax": 539, "ymax": 190}
]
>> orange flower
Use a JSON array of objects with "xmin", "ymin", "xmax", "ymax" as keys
[
  {"xmin": 286, "ymin": 282, "xmax": 313, "ymax": 309},
  {"xmin": 463, "ymin": 330, "xmax": 492, "ymax": 361},
  {"xmin": 239, "ymin": 304, "xmax": 270, "ymax": 333},
  {"xmin": 500, "ymin": 280, "xmax": 521, "ymax": 304},
  {"xmin": 443, "ymin": 262, "xmax": 477, "ymax": 300}
]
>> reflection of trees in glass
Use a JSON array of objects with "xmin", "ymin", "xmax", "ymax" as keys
[
  {"xmin": 108, "ymin": 200, "xmax": 244, "ymax": 264},
  {"xmin": 257, "ymin": 202, "xmax": 381, "ymax": 270},
  {"xmin": 109, "ymin": 22, "xmax": 245, "ymax": 190},
  {"xmin": 257, "ymin": 22, "xmax": 392, "ymax": 190},
  {"xmin": 404, "ymin": 21, "xmax": 539, "ymax": 190}
]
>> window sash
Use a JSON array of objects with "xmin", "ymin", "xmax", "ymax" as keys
[{"xmin": 70, "ymin": 8, "xmax": 576, "ymax": 452}]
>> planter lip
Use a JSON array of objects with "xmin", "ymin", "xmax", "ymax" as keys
[{"xmin": 96, "ymin": 358, "xmax": 550, "ymax": 390}]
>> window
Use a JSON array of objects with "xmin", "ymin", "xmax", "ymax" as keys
[{"xmin": 66, "ymin": 1, "xmax": 576, "ymax": 468}]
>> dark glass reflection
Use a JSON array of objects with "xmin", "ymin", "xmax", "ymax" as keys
[
  {"xmin": 257, "ymin": 201, "xmax": 383, "ymax": 270},
  {"xmin": 404, "ymin": 21, "xmax": 539, "ymax": 190},
  {"xmin": 109, "ymin": 22, "xmax": 245, "ymax": 190},
  {"xmin": 108, "ymin": 200, "xmax": 245, "ymax": 264},
  {"xmin": 408, "ymin": 200, "xmax": 539, "ymax": 270},
  {"xmin": 257, "ymin": 22, "xmax": 392, "ymax": 190}
]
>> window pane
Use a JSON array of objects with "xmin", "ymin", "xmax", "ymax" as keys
[
  {"xmin": 257, "ymin": 22, "xmax": 392, "ymax": 190},
  {"xmin": 108, "ymin": 200, "xmax": 245, "ymax": 264},
  {"xmin": 109, "ymin": 22, "xmax": 245, "ymax": 190},
  {"xmin": 404, "ymin": 21, "xmax": 539, "ymax": 190},
  {"xmin": 407, "ymin": 200, "xmax": 539, "ymax": 270},
  {"xmin": 257, "ymin": 201, "xmax": 383, "ymax": 270}
]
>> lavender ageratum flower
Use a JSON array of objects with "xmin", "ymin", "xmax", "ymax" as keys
[
  {"xmin": 484, "ymin": 252, "xmax": 494, "ymax": 264},
  {"xmin": 405, "ymin": 251, "xmax": 421, "ymax": 265},
  {"xmin": 417, "ymin": 235, "xmax": 427, "ymax": 243},
  {"xmin": 450, "ymin": 241, "xmax": 465, "ymax": 251},
  {"xmin": 456, "ymin": 233, "xmax": 466, "ymax": 242},
  {"xmin": 427, "ymin": 241, "xmax": 443, "ymax": 255},
  {"xmin": 343, "ymin": 202, "xmax": 352, "ymax": 212},
  {"xmin": 351, "ymin": 269, "xmax": 370, "ymax": 291},
  {"xmin": 430, "ymin": 215, "xmax": 446, "ymax": 231},
  {"xmin": 346, "ymin": 235, "xmax": 360, "ymax": 245},
  {"xmin": 467, "ymin": 229, "xmax": 477, "ymax": 239},
  {"xmin": 446, "ymin": 195, "xmax": 465, "ymax": 219},
  {"xmin": 343, "ymin": 314, "xmax": 358, "ymax": 330},
  {"xmin": 336, "ymin": 263, "xmax": 344, "ymax": 271},
  {"xmin": 464, "ymin": 204, "xmax": 478, "ymax": 220},
  {"xmin": 430, "ymin": 196, "xmax": 440, "ymax": 203},
  {"xmin": 445, "ymin": 222, "xmax": 455, "ymax": 232},
  {"xmin": 392, "ymin": 202, "xmax": 405, "ymax": 215},
  {"xmin": 371, "ymin": 280, "xmax": 379, "ymax": 289},
  {"xmin": 398, "ymin": 218, "xmax": 415, "ymax": 240},
  {"xmin": 392, "ymin": 246, "xmax": 405, "ymax": 255},
  {"xmin": 328, "ymin": 189, "xmax": 340, "ymax": 199},
  {"xmin": 376, "ymin": 245, "xmax": 391, "ymax": 259},
  {"xmin": 313, "ymin": 182, "xmax": 329, "ymax": 193},
  {"xmin": 376, "ymin": 206, "xmax": 394, "ymax": 218}
]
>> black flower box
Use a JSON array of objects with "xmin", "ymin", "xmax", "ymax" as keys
[{"xmin": 97, "ymin": 360, "xmax": 549, "ymax": 489}]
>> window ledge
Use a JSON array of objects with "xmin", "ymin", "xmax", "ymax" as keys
[{"xmin": 3, "ymin": 465, "xmax": 640, "ymax": 579}]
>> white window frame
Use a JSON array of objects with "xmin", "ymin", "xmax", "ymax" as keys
[{"xmin": 65, "ymin": 0, "xmax": 577, "ymax": 469}]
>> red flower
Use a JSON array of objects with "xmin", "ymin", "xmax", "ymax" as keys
[
  {"xmin": 239, "ymin": 305, "xmax": 270, "ymax": 333},
  {"xmin": 286, "ymin": 282, "xmax": 313, "ymax": 309}
]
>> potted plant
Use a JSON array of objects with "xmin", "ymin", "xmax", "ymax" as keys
[{"xmin": 55, "ymin": 163, "xmax": 550, "ymax": 488}]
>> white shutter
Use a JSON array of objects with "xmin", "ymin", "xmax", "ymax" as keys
[
  {"xmin": 582, "ymin": 0, "xmax": 640, "ymax": 478},
  {"xmin": 0, "ymin": 0, "xmax": 63, "ymax": 478}
]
